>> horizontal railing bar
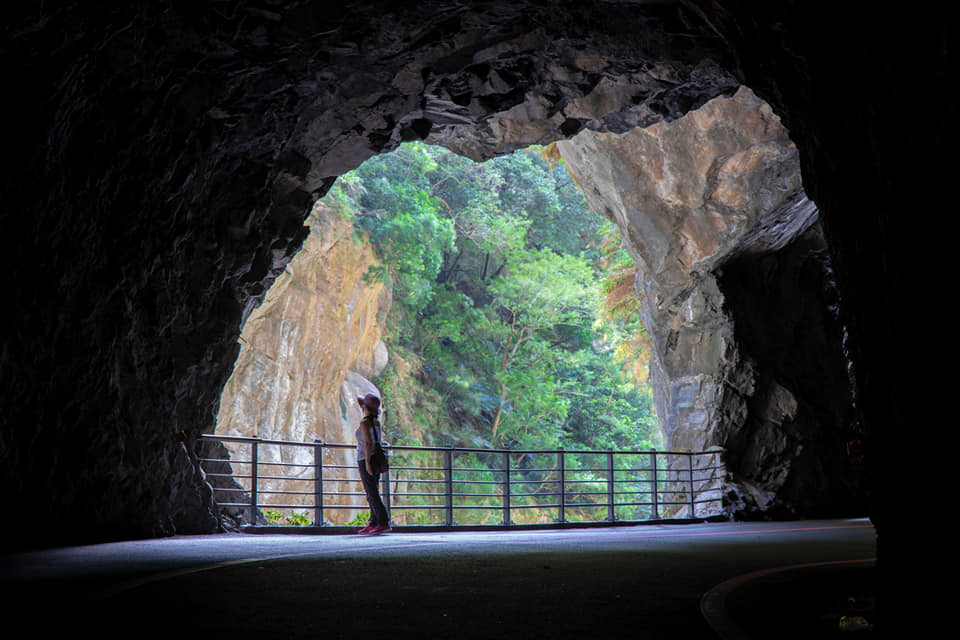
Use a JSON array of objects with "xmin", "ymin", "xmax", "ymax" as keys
[
  {"xmin": 255, "ymin": 490, "xmax": 315, "ymax": 498},
  {"xmin": 447, "ymin": 479, "xmax": 506, "ymax": 484},
  {"xmin": 214, "ymin": 460, "xmax": 314, "ymax": 470},
  {"xmin": 319, "ymin": 504, "xmax": 371, "ymax": 510},
  {"xmin": 509, "ymin": 491, "xmax": 561, "ymax": 498},
  {"xmin": 256, "ymin": 504, "xmax": 315, "ymax": 510},
  {"xmin": 229, "ymin": 492, "xmax": 719, "ymax": 500},
  {"xmin": 220, "ymin": 490, "xmax": 717, "ymax": 500},
  {"xmin": 508, "ymin": 503, "xmax": 562, "ymax": 510},
  {"xmin": 387, "ymin": 492, "xmax": 448, "ymax": 499},
  {"xmin": 258, "ymin": 503, "xmax": 317, "ymax": 509},
  {"xmin": 200, "ymin": 434, "xmax": 722, "ymax": 457},
  {"xmin": 255, "ymin": 463, "xmax": 315, "ymax": 470},
  {"xmin": 450, "ymin": 504, "xmax": 551, "ymax": 510},
  {"xmin": 202, "ymin": 434, "xmax": 726, "ymax": 527},
  {"xmin": 389, "ymin": 505, "xmax": 449, "ymax": 511}
]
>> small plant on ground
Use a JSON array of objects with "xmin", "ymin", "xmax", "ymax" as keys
[{"xmin": 284, "ymin": 512, "xmax": 311, "ymax": 526}]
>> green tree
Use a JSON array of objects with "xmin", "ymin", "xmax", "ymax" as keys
[
  {"xmin": 357, "ymin": 209, "xmax": 454, "ymax": 314},
  {"xmin": 338, "ymin": 143, "xmax": 456, "ymax": 319},
  {"xmin": 322, "ymin": 141, "xmax": 662, "ymax": 454},
  {"xmin": 483, "ymin": 249, "xmax": 598, "ymax": 446}
]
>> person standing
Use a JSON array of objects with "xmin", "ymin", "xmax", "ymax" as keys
[{"xmin": 356, "ymin": 393, "xmax": 391, "ymax": 534}]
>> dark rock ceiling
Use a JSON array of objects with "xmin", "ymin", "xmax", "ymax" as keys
[{"xmin": 0, "ymin": 1, "xmax": 952, "ymax": 632}]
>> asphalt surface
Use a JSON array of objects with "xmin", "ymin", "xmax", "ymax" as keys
[{"xmin": 1, "ymin": 519, "xmax": 876, "ymax": 639}]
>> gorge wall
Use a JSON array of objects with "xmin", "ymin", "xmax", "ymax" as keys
[
  {"xmin": 558, "ymin": 87, "xmax": 862, "ymax": 518},
  {"xmin": 214, "ymin": 201, "xmax": 389, "ymax": 523}
]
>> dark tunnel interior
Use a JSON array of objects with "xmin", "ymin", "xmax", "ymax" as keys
[{"xmin": 1, "ymin": 2, "xmax": 952, "ymax": 634}]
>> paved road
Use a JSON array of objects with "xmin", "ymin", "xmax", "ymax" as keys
[{"xmin": 1, "ymin": 519, "xmax": 875, "ymax": 639}]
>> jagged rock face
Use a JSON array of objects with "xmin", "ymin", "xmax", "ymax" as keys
[
  {"xmin": 216, "ymin": 201, "xmax": 389, "ymax": 446},
  {"xmin": 0, "ymin": 2, "xmax": 941, "ymax": 580},
  {"xmin": 557, "ymin": 87, "xmax": 863, "ymax": 518},
  {"xmin": 214, "ymin": 202, "xmax": 389, "ymax": 522},
  {"xmin": 1, "ymin": 1, "xmax": 739, "ymax": 548}
]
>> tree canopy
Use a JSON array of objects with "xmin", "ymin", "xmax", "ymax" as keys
[{"xmin": 323, "ymin": 141, "xmax": 660, "ymax": 453}]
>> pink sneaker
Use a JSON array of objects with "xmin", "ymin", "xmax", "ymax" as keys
[
  {"xmin": 357, "ymin": 524, "xmax": 374, "ymax": 534},
  {"xmin": 367, "ymin": 523, "xmax": 392, "ymax": 535}
]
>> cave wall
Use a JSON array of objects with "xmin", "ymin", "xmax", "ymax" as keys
[
  {"xmin": 1, "ymin": 2, "xmax": 949, "ymax": 629},
  {"xmin": 558, "ymin": 86, "xmax": 864, "ymax": 518},
  {"xmin": 1, "ymin": 0, "xmax": 738, "ymax": 548},
  {"xmin": 686, "ymin": 2, "xmax": 951, "ymax": 629}
]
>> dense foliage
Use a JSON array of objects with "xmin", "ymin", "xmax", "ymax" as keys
[{"xmin": 324, "ymin": 142, "xmax": 660, "ymax": 454}]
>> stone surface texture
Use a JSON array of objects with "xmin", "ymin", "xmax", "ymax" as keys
[
  {"xmin": 214, "ymin": 201, "xmax": 389, "ymax": 523},
  {"xmin": 2, "ymin": 1, "xmax": 742, "ymax": 546},
  {"xmin": 558, "ymin": 87, "xmax": 860, "ymax": 518},
  {"xmin": 1, "ymin": 10, "xmax": 947, "ymax": 631}
]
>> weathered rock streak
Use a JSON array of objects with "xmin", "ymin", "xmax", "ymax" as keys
[
  {"xmin": 559, "ymin": 87, "xmax": 859, "ymax": 517},
  {"xmin": 215, "ymin": 202, "xmax": 389, "ymax": 522}
]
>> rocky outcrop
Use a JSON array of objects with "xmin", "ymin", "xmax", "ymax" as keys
[
  {"xmin": 2, "ymin": 2, "xmax": 744, "ymax": 547},
  {"xmin": 558, "ymin": 87, "xmax": 863, "ymax": 518},
  {"xmin": 2, "ymin": 9, "xmax": 938, "ymax": 611},
  {"xmin": 214, "ymin": 201, "xmax": 390, "ymax": 523},
  {"xmin": 216, "ymin": 201, "xmax": 389, "ymax": 443}
]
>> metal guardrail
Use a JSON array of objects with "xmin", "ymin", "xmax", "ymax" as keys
[{"xmin": 200, "ymin": 434, "xmax": 725, "ymax": 528}]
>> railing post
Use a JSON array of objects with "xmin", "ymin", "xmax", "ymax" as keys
[
  {"xmin": 502, "ymin": 451, "xmax": 511, "ymax": 526},
  {"xmin": 313, "ymin": 439, "xmax": 324, "ymax": 526},
  {"xmin": 382, "ymin": 449, "xmax": 392, "ymax": 521},
  {"xmin": 651, "ymin": 449, "xmax": 659, "ymax": 520},
  {"xmin": 688, "ymin": 452, "xmax": 696, "ymax": 518},
  {"xmin": 606, "ymin": 451, "xmax": 615, "ymax": 522},
  {"xmin": 445, "ymin": 446, "xmax": 454, "ymax": 526},
  {"xmin": 557, "ymin": 449, "xmax": 566, "ymax": 524},
  {"xmin": 249, "ymin": 436, "xmax": 260, "ymax": 524}
]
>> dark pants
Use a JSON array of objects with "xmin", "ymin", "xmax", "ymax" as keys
[{"xmin": 358, "ymin": 460, "xmax": 389, "ymax": 526}]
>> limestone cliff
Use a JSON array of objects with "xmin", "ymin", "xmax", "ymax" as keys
[
  {"xmin": 215, "ymin": 201, "xmax": 390, "ymax": 522},
  {"xmin": 558, "ymin": 87, "xmax": 864, "ymax": 518}
]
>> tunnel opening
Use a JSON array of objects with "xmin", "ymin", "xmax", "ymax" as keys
[
  {"xmin": 211, "ymin": 140, "xmax": 667, "ymax": 528},
  {"xmin": 208, "ymin": 83, "xmax": 864, "ymax": 531},
  {"xmin": 6, "ymin": 0, "xmax": 763, "ymax": 551}
]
